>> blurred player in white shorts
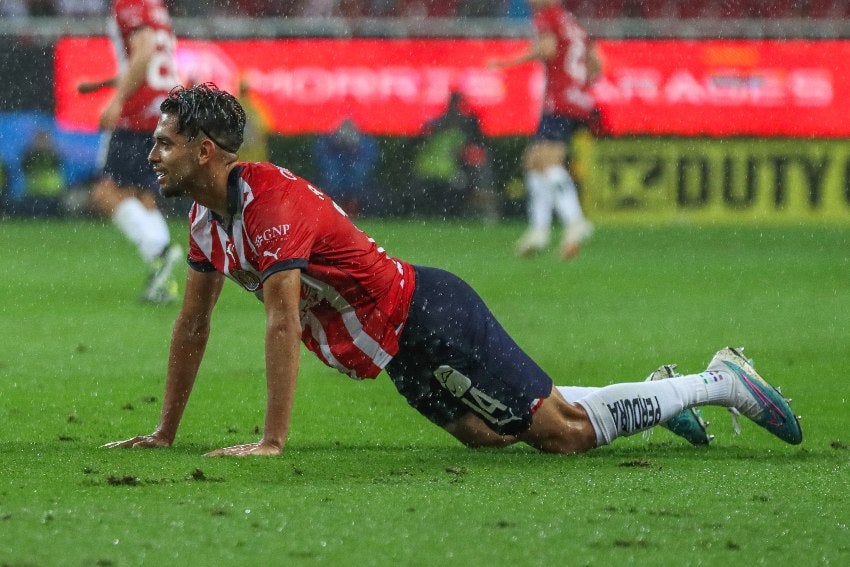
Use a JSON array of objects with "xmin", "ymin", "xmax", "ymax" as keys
[{"xmin": 492, "ymin": 0, "xmax": 599, "ymax": 259}]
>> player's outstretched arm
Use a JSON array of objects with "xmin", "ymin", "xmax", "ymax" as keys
[
  {"xmin": 99, "ymin": 27, "xmax": 158, "ymax": 130},
  {"xmin": 104, "ymin": 268, "xmax": 225, "ymax": 450},
  {"xmin": 205, "ymin": 269, "xmax": 303, "ymax": 457},
  {"xmin": 77, "ymin": 77, "xmax": 117, "ymax": 94}
]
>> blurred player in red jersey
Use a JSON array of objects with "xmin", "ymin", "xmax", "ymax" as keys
[
  {"xmin": 78, "ymin": 0, "xmax": 182, "ymax": 303},
  {"xmin": 492, "ymin": 0, "xmax": 600, "ymax": 259},
  {"xmin": 104, "ymin": 84, "xmax": 802, "ymax": 456}
]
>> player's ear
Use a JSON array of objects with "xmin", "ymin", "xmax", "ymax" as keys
[{"xmin": 197, "ymin": 137, "xmax": 216, "ymax": 164}]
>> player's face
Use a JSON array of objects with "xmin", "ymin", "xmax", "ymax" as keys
[{"xmin": 149, "ymin": 112, "xmax": 200, "ymax": 198}]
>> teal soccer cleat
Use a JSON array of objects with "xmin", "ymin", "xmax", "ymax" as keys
[
  {"xmin": 645, "ymin": 364, "xmax": 713, "ymax": 446},
  {"xmin": 706, "ymin": 347, "xmax": 803, "ymax": 445}
]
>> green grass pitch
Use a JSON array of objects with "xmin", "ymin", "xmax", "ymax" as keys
[{"xmin": 1, "ymin": 218, "xmax": 848, "ymax": 566}]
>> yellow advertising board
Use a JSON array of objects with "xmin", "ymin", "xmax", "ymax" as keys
[{"xmin": 579, "ymin": 136, "xmax": 850, "ymax": 224}]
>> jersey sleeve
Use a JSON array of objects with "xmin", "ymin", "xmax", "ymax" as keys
[
  {"xmin": 243, "ymin": 177, "xmax": 318, "ymax": 280},
  {"xmin": 187, "ymin": 232, "xmax": 216, "ymax": 273},
  {"xmin": 114, "ymin": 0, "xmax": 147, "ymax": 33}
]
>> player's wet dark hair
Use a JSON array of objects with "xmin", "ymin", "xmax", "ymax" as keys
[{"xmin": 160, "ymin": 83, "xmax": 245, "ymax": 153}]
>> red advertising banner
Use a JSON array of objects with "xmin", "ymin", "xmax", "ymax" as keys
[
  {"xmin": 54, "ymin": 37, "xmax": 850, "ymax": 138},
  {"xmin": 593, "ymin": 39, "xmax": 848, "ymax": 137},
  {"xmin": 54, "ymin": 37, "xmax": 543, "ymax": 136}
]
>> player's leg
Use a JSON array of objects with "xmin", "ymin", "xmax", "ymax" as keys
[
  {"xmin": 516, "ymin": 115, "xmax": 568, "ymax": 256},
  {"xmin": 542, "ymin": 118, "xmax": 593, "ymax": 259},
  {"xmin": 94, "ymin": 129, "xmax": 181, "ymax": 302},
  {"xmin": 515, "ymin": 143, "xmax": 553, "ymax": 256},
  {"xmin": 563, "ymin": 348, "xmax": 801, "ymax": 448},
  {"xmin": 557, "ymin": 366, "xmax": 713, "ymax": 446},
  {"xmin": 385, "ymin": 265, "xmax": 553, "ymax": 447}
]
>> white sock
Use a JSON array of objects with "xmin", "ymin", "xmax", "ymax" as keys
[
  {"xmin": 525, "ymin": 170, "xmax": 553, "ymax": 232},
  {"xmin": 144, "ymin": 207, "xmax": 171, "ymax": 262},
  {"xmin": 112, "ymin": 198, "xmax": 170, "ymax": 264},
  {"xmin": 575, "ymin": 371, "xmax": 732, "ymax": 446},
  {"xmin": 545, "ymin": 165, "xmax": 584, "ymax": 225}
]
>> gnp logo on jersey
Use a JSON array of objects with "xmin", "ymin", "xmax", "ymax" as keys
[{"xmin": 254, "ymin": 224, "xmax": 291, "ymax": 248}]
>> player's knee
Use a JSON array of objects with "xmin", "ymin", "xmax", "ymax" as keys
[{"xmin": 520, "ymin": 395, "xmax": 598, "ymax": 454}]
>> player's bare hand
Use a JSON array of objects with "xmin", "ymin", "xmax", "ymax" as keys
[
  {"xmin": 102, "ymin": 434, "xmax": 171, "ymax": 449},
  {"xmin": 77, "ymin": 81, "xmax": 103, "ymax": 94},
  {"xmin": 204, "ymin": 441, "xmax": 282, "ymax": 457},
  {"xmin": 99, "ymin": 99, "xmax": 123, "ymax": 130}
]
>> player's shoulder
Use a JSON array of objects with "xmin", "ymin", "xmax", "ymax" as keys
[
  {"xmin": 239, "ymin": 162, "xmax": 305, "ymax": 189},
  {"xmin": 238, "ymin": 162, "xmax": 316, "ymax": 209}
]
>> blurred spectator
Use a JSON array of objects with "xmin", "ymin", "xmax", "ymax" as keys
[
  {"xmin": 313, "ymin": 118, "xmax": 380, "ymax": 218},
  {"xmin": 302, "ymin": 0, "xmax": 337, "ymax": 16},
  {"xmin": 55, "ymin": 0, "xmax": 107, "ymax": 16},
  {"xmin": 19, "ymin": 129, "xmax": 66, "ymax": 216},
  {"xmin": 1, "ymin": 0, "xmax": 29, "ymax": 17},
  {"xmin": 505, "ymin": 0, "xmax": 532, "ymax": 18},
  {"xmin": 458, "ymin": 0, "xmax": 503, "ymax": 17},
  {"xmin": 238, "ymin": 80, "xmax": 270, "ymax": 163},
  {"xmin": 410, "ymin": 91, "xmax": 497, "ymax": 220},
  {"xmin": 0, "ymin": 159, "xmax": 9, "ymax": 215},
  {"xmin": 366, "ymin": 0, "xmax": 396, "ymax": 16},
  {"xmin": 806, "ymin": 0, "xmax": 841, "ymax": 18}
]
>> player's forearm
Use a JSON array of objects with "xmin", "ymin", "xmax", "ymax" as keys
[
  {"xmin": 155, "ymin": 315, "xmax": 211, "ymax": 442},
  {"xmin": 261, "ymin": 316, "xmax": 302, "ymax": 449},
  {"xmin": 113, "ymin": 53, "xmax": 152, "ymax": 105},
  {"xmin": 113, "ymin": 30, "xmax": 157, "ymax": 104}
]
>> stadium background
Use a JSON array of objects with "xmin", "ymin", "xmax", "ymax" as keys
[{"xmin": 2, "ymin": 0, "xmax": 850, "ymax": 223}]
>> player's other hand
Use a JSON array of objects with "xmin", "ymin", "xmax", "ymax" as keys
[
  {"xmin": 102, "ymin": 434, "xmax": 172, "ymax": 449},
  {"xmin": 77, "ymin": 81, "xmax": 102, "ymax": 94},
  {"xmin": 204, "ymin": 440, "xmax": 282, "ymax": 457},
  {"xmin": 99, "ymin": 99, "xmax": 123, "ymax": 130}
]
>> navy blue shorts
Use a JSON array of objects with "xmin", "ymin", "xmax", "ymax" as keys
[
  {"xmin": 534, "ymin": 114, "xmax": 585, "ymax": 143},
  {"xmin": 100, "ymin": 129, "xmax": 158, "ymax": 192},
  {"xmin": 385, "ymin": 266, "xmax": 553, "ymax": 436}
]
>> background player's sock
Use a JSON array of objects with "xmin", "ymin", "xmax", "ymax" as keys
[
  {"xmin": 525, "ymin": 170, "xmax": 554, "ymax": 232},
  {"xmin": 545, "ymin": 165, "xmax": 584, "ymax": 224},
  {"xmin": 144, "ymin": 207, "xmax": 172, "ymax": 262},
  {"xmin": 113, "ymin": 198, "xmax": 169, "ymax": 264}
]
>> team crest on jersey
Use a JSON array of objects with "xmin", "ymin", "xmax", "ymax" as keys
[
  {"xmin": 276, "ymin": 167, "xmax": 297, "ymax": 180},
  {"xmin": 230, "ymin": 269, "xmax": 261, "ymax": 291}
]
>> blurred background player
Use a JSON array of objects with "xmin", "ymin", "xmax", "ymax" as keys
[
  {"xmin": 312, "ymin": 118, "xmax": 379, "ymax": 218},
  {"xmin": 492, "ymin": 0, "xmax": 600, "ymax": 259},
  {"xmin": 78, "ymin": 0, "xmax": 182, "ymax": 303},
  {"xmin": 411, "ymin": 90, "xmax": 498, "ymax": 221}
]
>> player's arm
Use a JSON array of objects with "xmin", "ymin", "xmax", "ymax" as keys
[
  {"xmin": 77, "ymin": 77, "xmax": 118, "ymax": 94},
  {"xmin": 205, "ymin": 268, "xmax": 303, "ymax": 457},
  {"xmin": 489, "ymin": 31, "xmax": 557, "ymax": 69},
  {"xmin": 103, "ymin": 267, "xmax": 225, "ymax": 449},
  {"xmin": 99, "ymin": 26, "xmax": 158, "ymax": 130}
]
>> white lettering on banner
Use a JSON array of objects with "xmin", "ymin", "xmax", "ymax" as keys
[
  {"xmin": 242, "ymin": 66, "xmax": 506, "ymax": 106},
  {"xmin": 254, "ymin": 224, "xmax": 291, "ymax": 248},
  {"xmin": 595, "ymin": 67, "xmax": 834, "ymax": 108}
]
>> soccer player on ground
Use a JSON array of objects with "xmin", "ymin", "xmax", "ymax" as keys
[
  {"xmin": 104, "ymin": 84, "xmax": 802, "ymax": 456},
  {"xmin": 78, "ymin": 0, "xmax": 182, "ymax": 303},
  {"xmin": 491, "ymin": 0, "xmax": 599, "ymax": 259}
]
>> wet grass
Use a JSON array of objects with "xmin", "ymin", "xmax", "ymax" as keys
[{"xmin": 1, "ymin": 218, "xmax": 848, "ymax": 566}]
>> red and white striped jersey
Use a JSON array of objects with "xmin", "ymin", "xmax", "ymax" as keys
[
  {"xmin": 534, "ymin": 4, "xmax": 595, "ymax": 119},
  {"xmin": 109, "ymin": 0, "xmax": 179, "ymax": 132},
  {"xmin": 187, "ymin": 162, "xmax": 416, "ymax": 380}
]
